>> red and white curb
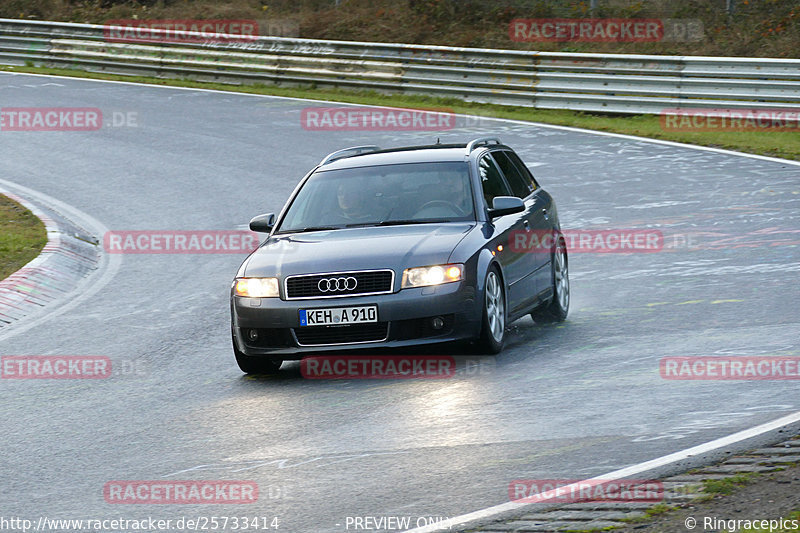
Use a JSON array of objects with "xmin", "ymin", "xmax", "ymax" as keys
[{"xmin": 0, "ymin": 187, "xmax": 107, "ymax": 336}]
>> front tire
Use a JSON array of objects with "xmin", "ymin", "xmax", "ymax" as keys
[
  {"xmin": 476, "ymin": 267, "xmax": 505, "ymax": 354},
  {"xmin": 531, "ymin": 237, "xmax": 569, "ymax": 323},
  {"xmin": 232, "ymin": 334, "xmax": 282, "ymax": 375}
]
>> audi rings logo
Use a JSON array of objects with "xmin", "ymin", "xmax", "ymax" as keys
[{"xmin": 318, "ymin": 276, "xmax": 358, "ymax": 293}]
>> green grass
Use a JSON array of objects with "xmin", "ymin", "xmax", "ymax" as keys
[
  {"xmin": 0, "ymin": 194, "xmax": 47, "ymax": 281},
  {"xmin": 642, "ymin": 503, "xmax": 676, "ymax": 517},
  {"xmin": 620, "ymin": 503, "xmax": 679, "ymax": 524},
  {"xmin": 2, "ymin": 64, "xmax": 798, "ymax": 161},
  {"xmin": 702, "ymin": 473, "xmax": 757, "ymax": 495}
]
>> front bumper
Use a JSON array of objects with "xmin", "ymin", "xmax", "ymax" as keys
[{"xmin": 231, "ymin": 281, "xmax": 480, "ymax": 358}]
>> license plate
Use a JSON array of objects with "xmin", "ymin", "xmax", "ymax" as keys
[{"xmin": 299, "ymin": 306, "xmax": 377, "ymax": 327}]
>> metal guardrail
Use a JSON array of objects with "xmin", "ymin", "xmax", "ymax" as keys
[{"xmin": 1, "ymin": 18, "xmax": 799, "ymax": 115}]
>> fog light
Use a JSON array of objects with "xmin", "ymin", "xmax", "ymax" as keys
[
  {"xmin": 248, "ymin": 329, "xmax": 259, "ymax": 341},
  {"xmin": 431, "ymin": 316, "xmax": 445, "ymax": 330}
]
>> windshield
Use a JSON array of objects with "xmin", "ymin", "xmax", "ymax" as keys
[{"xmin": 276, "ymin": 161, "xmax": 474, "ymax": 233}]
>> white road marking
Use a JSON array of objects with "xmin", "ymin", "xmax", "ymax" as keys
[{"xmin": 402, "ymin": 410, "xmax": 800, "ymax": 532}]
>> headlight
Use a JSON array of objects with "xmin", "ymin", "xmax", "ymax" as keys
[
  {"xmin": 234, "ymin": 277, "xmax": 279, "ymax": 298},
  {"xmin": 401, "ymin": 264, "xmax": 463, "ymax": 288}
]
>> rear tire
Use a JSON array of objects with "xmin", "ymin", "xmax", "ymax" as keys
[
  {"xmin": 232, "ymin": 334, "xmax": 282, "ymax": 375},
  {"xmin": 476, "ymin": 267, "xmax": 505, "ymax": 354},
  {"xmin": 531, "ymin": 237, "xmax": 569, "ymax": 323}
]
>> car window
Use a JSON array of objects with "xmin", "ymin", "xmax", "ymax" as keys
[
  {"xmin": 493, "ymin": 150, "xmax": 534, "ymax": 198},
  {"xmin": 503, "ymin": 150, "xmax": 540, "ymax": 191},
  {"xmin": 478, "ymin": 154, "xmax": 512, "ymax": 208},
  {"xmin": 277, "ymin": 161, "xmax": 474, "ymax": 232}
]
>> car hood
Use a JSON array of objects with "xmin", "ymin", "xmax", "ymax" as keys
[{"xmin": 243, "ymin": 223, "xmax": 474, "ymax": 278}]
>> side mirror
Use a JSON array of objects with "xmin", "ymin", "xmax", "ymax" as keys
[
  {"xmin": 249, "ymin": 213, "xmax": 275, "ymax": 233},
  {"xmin": 488, "ymin": 196, "xmax": 524, "ymax": 219}
]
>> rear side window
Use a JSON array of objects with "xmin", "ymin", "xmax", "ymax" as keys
[
  {"xmin": 478, "ymin": 155, "xmax": 511, "ymax": 208},
  {"xmin": 504, "ymin": 150, "xmax": 540, "ymax": 191},
  {"xmin": 494, "ymin": 151, "xmax": 534, "ymax": 198}
]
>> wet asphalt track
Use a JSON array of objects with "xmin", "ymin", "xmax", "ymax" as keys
[{"xmin": 1, "ymin": 73, "xmax": 799, "ymax": 532}]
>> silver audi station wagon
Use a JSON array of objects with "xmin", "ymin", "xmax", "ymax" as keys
[{"xmin": 231, "ymin": 138, "xmax": 569, "ymax": 373}]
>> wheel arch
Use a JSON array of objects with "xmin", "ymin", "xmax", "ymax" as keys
[{"xmin": 475, "ymin": 248, "xmax": 507, "ymax": 300}]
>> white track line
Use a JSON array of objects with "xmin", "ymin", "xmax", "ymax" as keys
[{"xmin": 403, "ymin": 410, "xmax": 800, "ymax": 532}]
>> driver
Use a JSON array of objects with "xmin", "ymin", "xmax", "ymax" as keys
[
  {"xmin": 336, "ymin": 178, "xmax": 374, "ymax": 223},
  {"xmin": 438, "ymin": 170, "xmax": 472, "ymax": 216}
]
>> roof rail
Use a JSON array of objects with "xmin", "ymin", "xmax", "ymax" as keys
[
  {"xmin": 319, "ymin": 145, "xmax": 380, "ymax": 165},
  {"xmin": 465, "ymin": 137, "xmax": 501, "ymax": 155}
]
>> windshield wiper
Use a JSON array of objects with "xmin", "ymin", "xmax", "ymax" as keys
[
  {"xmin": 377, "ymin": 218, "xmax": 445, "ymax": 226},
  {"xmin": 279, "ymin": 226, "xmax": 343, "ymax": 234},
  {"xmin": 340, "ymin": 220, "xmax": 442, "ymax": 228},
  {"xmin": 341, "ymin": 219, "xmax": 441, "ymax": 228},
  {"xmin": 342, "ymin": 222, "xmax": 381, "ymax": 228}
]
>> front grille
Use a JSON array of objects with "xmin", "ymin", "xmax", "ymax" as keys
[
  {"xmin": 285, "ymin": 270, "xmax": 394, "ymax": 299},
  {"xmin": 293, "ymin": 323, "xmax": 389, "ymax": 346}
]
